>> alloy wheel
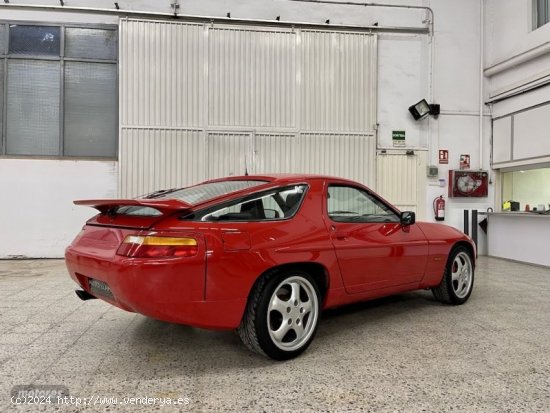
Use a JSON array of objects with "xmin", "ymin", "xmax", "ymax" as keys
[{"xmin": 267, "ymin": 276, "xmax": 319, "ymax": 351}]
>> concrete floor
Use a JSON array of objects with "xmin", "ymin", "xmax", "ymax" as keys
[{"xmin": 0, "ymin": 257, "xmax": 549, "ymax": 412}]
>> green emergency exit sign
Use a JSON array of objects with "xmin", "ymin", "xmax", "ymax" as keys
[{"xmin": 392, "ymin": 130, "xmax": 406, "ymax": 147}]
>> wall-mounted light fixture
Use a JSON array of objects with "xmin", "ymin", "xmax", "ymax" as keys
[{"xmin": 408, "ymin": 99, "xmax": 440, "ymax": 120}]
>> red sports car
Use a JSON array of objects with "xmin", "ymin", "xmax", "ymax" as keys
[{"xmin": 65, "ymin": 174, "xmax": 475, "ymax": 360}]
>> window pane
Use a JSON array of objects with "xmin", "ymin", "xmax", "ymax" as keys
[
  {"xmin": 327, "ymin": 186, "xmax": 397, "ymax": 223},
  {"xmin": 9, "ymin": 25, "xmax": 60, "ymax": 56},
  {"xmin": 64, "ymin": 62, "xmax": 117, "ymax": 157},
  {"xmin": 534, "ymin": 0, "xmax": 550, "ymax": 28},
  {"xmin": 65, "ymin": 28, "xmax": 117, "ymax": 60},
  {"xmin": 0, "ymin": 24, "xmax": 6, "ymax": 55},
  {"xmin": 202, "ymin": 185, "xmax": 307, "ymax": 221},
  {"xmin": 537, "ymin": 0, "xmax": 545, "ymax": 27},
  {"xmin": 6, "ymin": 60, "xmax": 60, "ymax": 156},
  {"xmin": 160, "ymin": 181, "xmax": 268, "ymax": 204},
  {"xmin": 502, "ymin": 168, "xmax": 550, "ymax": 211}
]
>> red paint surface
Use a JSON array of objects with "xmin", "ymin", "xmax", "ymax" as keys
[{"xmin": 65, "ymin": 174, "xmax": 475, "ymax": 330}]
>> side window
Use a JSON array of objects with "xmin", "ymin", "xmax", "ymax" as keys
[
  {"xmin": 202, "ymin": 185, "xmax": 307, "ymax": 221},
  {"xmin": 533, "ymin": 0, "xmax": 550, "ymax": 29},
  {"xmin": 327, "ymin": 185, "xmax": 399, "ymax": 223}
]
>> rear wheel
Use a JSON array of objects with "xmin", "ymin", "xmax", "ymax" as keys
[
  {"xmin": 432, "ymin": 246, "xmax": 474, "ymax": 305},
  {"xmin": 237, "ymin": 270, "xmax": 321, "ymax": 360}
]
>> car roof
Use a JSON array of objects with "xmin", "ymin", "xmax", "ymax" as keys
[
  {"xmin": 205, "ymin": 173, "xmax": 357, "ymax": 184},
  {"xmin": 174, "ymin": 174, "xmax": 364, "ymax": 209}
]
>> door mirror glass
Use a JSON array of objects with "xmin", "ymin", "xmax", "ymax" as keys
[{"xmin": 400, "ymin": 211, "xmax": 416, "ymax": 226}]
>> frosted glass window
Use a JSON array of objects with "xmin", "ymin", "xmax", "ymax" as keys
[
  {"xmin": 6, "ymin": 60, "xmax": 60, "ymax": 155},
  {"xmin": 64, "ymin": 62, "xmax": 117, "ymax": 157},
  {"xmin": 0, "ymin": 25, "xmax": 6, "ymax": 54},
  {"xmin": 9, "ymin": 25, "xmax": 60, "ymax": 56},
  {"xmin": 65, "ymin": 28, "xmax": 117, "ymax": 60},
  {"xmin": 2, "ymin": 25, "xmax": 117, "ymax": 158}
]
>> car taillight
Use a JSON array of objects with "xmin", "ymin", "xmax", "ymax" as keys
[{"xmin": 116, "ymin": 235, "xmax": 198, "ymax": 258}]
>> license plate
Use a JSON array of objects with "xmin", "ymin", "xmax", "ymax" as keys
[{"xmin": 88, "ymin": 278, "xmax": 114, "ymax": 299}]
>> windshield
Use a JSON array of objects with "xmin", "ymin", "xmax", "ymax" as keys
[{"xmin": 153, "ymin": 180, "xmax": 268, "ymax": 204}]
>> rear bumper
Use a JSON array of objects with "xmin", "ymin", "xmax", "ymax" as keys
[{"xmin": 65, "ymin": 247, "xmax": 246, "ymax": 330}]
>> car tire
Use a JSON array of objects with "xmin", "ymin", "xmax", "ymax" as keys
[
  {"xmin": 237, "ymin": 270, "xmax": 321, "ymax": 360},
  {"xmin": 432, "ymin": 245, "xmax": 474, "ymax": 305}
]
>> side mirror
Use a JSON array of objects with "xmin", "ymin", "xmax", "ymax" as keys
[{"xmin": 400, "ymin": 211, "xmax": 416, "ymax": 226}]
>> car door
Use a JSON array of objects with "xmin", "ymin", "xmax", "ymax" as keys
[{"xmin": 326, "ymin": 183, "xmax": 429, "ymax": 294}]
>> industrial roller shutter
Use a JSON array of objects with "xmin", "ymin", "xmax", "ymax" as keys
[{"xmin": 119, "ymin": 19, "xmax": 377, "ymax": 197}]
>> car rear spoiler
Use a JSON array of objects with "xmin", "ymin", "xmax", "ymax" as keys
[{"xmin": 74, "ymin": 199, "xmax": 193, "ymax": 215}]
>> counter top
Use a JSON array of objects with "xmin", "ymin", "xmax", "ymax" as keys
[{"xmin": 487, "ymin": 212, "xmax": 550, "ymax": 218}]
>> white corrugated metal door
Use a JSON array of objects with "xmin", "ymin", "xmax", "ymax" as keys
[
  {"xmin": 376, "ymin": 151, "xmax": 427, "ymax": 219},
  {"xmin": 119, "ymin": 19, "xmax": 377, "ymax": 197}
]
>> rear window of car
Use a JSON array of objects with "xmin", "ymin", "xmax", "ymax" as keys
[
  {"xmin": 200, "ymin": 185, "xmax": 308, "ymax": 221},
  {"xmin": 114, "ymin": 180, "xmax": 268, "ymax": 217},
  {"xmin": 153, "ymin": 180, "xmax": 268, "ymax": 204}
]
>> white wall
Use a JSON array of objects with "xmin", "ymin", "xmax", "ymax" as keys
[
  {"xmin": 483, "ymin": 0, "xmax": 550, "ymax": 262},
  {"xmin": 485, "ymin": 0, "xmax": 550, "ymax": 95},
  {"xmin": 371, "ymin": 0, "xmax": 493, "ymax": 255},
  {"xmin": 0, "ymin": 6, "xmax": 119, "ymax": 24},
  {"xmin": 425, "ymin": 0, "xmax": 493, "ymax": 255},
  {"xmin": 0, "ymin": 8, "xmax": 119, "ymax": 258},
  {"xmin": 377, "ymin": 32, "xmax": 429, "ymax": 150},
  {"xmin": 0, "ymin": 159, "xmax": 117, "ymax": 258},
  {"xmin": 485, "ymin": 0, "xmax": 550, "ymax": 109},
  {"xmin": 0, "ymin": 0, "xmax": 492, "ymax": 256}
]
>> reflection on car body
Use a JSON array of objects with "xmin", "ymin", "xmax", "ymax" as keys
[{"xmin": 66, "ymin": 174, "xmax": 475, "ymax": 360}]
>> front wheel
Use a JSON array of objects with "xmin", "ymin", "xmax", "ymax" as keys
[
  {"xmin": 237, "ymin": 270, "xmax": 321, "ymax": 360},
  {"xmin": 432, "ymin": 246, "xmax": 474, "ymax": 305}
]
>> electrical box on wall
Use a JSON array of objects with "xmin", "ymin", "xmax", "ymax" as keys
[
  {"xmin": 448, "ymin": 170, "xmax": 489, "ymax": 198},
  {"xmin": 427, "ymin": 165, "xmax": 439, "ymax": 177}
]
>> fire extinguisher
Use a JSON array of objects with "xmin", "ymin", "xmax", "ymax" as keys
[{"xmin": 433, "ymin": 195, "xmax": 445, "ymax": 221}]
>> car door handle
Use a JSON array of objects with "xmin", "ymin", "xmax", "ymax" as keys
[{"xmin": 334, "ymin": 231, "xmax": 349, "ymax": 240}]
